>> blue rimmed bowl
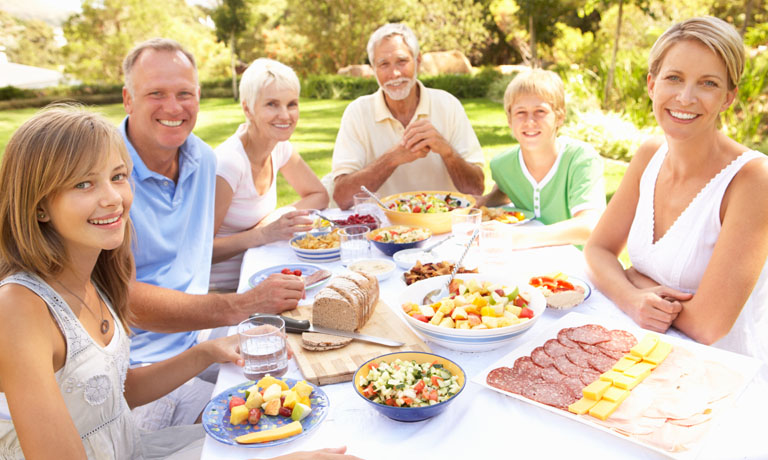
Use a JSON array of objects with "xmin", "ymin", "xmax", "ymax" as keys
[
  {"xmin": 397, "ymin": 274, "xmax": 546, "ymax": 352},
  {"xmin": 290, "ymin": 231, "xmax": 340, "ymax": 263},
  {"xmin": 353, "ymin": 351, "xmax": 466, "ymax": 422}
]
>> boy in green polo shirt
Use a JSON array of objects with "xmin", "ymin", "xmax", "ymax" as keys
[{"xmin": 477, "ymin": 69, "xmax": 605, "ymax": 248}]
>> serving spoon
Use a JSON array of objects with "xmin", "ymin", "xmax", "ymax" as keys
[{"xmin": 422, "ymin": 229, "xmax": 479, "ymax": 305}]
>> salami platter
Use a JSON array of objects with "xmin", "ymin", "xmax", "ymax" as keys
[{"xmin": 473, "ymin": 312, "xmax": 762, "ymax": 459}]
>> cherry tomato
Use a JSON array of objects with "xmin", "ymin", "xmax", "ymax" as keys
[
  {"xmin": 281, "ymin": 268, "xmax": 292, "ymax": 275},
  {"xmin": 413, "ymin": 380, "xmax": 426, "ymax": 393},
  {"xmin": 293, "ymin": 269, "xmax": 302, "ymax": 276},
  {"xmin": 427, "ymin": 390, "xmax": 438, "ymax": 401},
  {"xmin": 431, "ymin": 375, "xmax": 442, "ymax": 386},
  {"xmin": 385, "ymin": 398, "xmax": 397, "ymax": 406},
  {"xmin": 363, "ymin": 383, "xmax": 375, "ymax": 398}
]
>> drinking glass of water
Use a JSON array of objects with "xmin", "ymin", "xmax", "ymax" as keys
[
  {"xmin": 339, "ymin": 224, "xmax": 371, "ymax": 266},
  {"xmin": 451, "ymin": 208, "xmax": 482, "ymax": 245},
  {"xmin": 237, "ymin": 316, "xmax": 288, "ymax": 381}
]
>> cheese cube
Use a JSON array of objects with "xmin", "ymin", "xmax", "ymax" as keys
[
  {"xmin": 630, "ymin": 333, "xmax": 659, "ymax": 358},
  {"xmin": 601, "ymin": 386, "xmax": 630, "ymax": 403},
  {"xmin": 612, "ymin": 373, "xmax": 644, "ymax": 390},
  {"xmin": 588, "ymin": 399, "xmax": 621, "ymax": 421},
  {"xmin": 568, "ymin": 397, "xmax": 599, "ymax": 415},
  {"xmin": 612, "ymin": 356, "xmax": 640, "ymax": 372},
  {"xmin": 623, "ymin": 362, "xmax": 655, "ymax": 379},
  {"xmin": 644, "ymin": 341, "xmax": 673, "ymax": 365},
  {"xmin": 599, "ymin": 370, "xmax": 624, "ymax": 384},
  {"xmin": 582, "ymin": 379, "xmax": 612, "ymax": 400}
]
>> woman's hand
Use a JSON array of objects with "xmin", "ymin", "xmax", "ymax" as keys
[
  {"xmin": 623, "ymin": 286, "xmax": 692, "ymax": 333},
  {"xmin": 200, "ymin": 333, "xmax": 244, "ymax": 367},
  {"xmin": 258, "ymin": 209, "xmax": 314, "ymax": 244}
]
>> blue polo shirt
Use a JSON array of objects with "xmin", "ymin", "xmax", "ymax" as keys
[{"xmin": 120, "ymin": 117, "xmax": 217, "ymax": 365}]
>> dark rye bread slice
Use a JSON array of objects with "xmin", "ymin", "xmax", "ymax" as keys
[
  {"xmin": 301, "ymin": 332, "xmax": 353, "ymax": 351},
  {"xmin": 312, "ymin": 288, "xmax": 359, "ymax": 332}
]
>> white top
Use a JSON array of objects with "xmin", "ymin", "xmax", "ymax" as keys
[
  {"xmin": 627, "ymin": 143, "xmax": 768, "ymax": 378},
  {"xmin": 330, "ymin": 80, "xmax": 484, "ymax": 199},
  {"xmin": 0, "ymin": 273, "xmax": 142, "ymax": 459},
  {"xmin": 210, "ymin": 123, "xmax": 293, "ymax": 290}
]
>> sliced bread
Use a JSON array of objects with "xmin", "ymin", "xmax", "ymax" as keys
[
  {"xmin": 301, "ymin": 332, "xmax": 352, "ymax": 351},
  {"xmin": 312, "ymin": 288, "xmax": 359, "ymax": 331}
]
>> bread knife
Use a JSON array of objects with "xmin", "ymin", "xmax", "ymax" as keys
[{"xmin": 250, "ymin": 314, "xmax": 404, "ymax": 347}]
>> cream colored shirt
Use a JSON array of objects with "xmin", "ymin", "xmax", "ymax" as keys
[{"xmin": 330, "ymin": 80, "xmax": 484, "ymax": 199}]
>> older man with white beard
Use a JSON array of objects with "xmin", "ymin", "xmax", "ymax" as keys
[{"xmin": 330, "ymin": 23, "xmax": 485, "ymax": 209}]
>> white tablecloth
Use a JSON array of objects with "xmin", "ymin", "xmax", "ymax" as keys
[{"xmin": 201, "ymin": 236, "xmax": 768, "ymax": 460}]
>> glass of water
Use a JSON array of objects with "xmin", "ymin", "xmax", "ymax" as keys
[
  {"xmin": 451, "ymin": 208, "xmax": 482, "ymax": 245},
  {"xmin": 237, "ymin": 316, "xmax": 288, "ymax": 381},
  {"xmin": 339, "ymin": 224, "xmax": 371, "ymax": 266}
]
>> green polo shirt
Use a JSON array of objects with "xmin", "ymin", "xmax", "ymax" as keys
[{"xmin": 490, "ymin": 137, "xmax": 605, "ymax": 225}]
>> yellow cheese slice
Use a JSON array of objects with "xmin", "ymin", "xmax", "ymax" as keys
[
  {"xmin": 644, "ymin": 340, "xmax": 673, "ymax": 365},
  {"xmin": 599, "ymin": 370, "xmax": 624, "ymax": 384},
  {"xmin": 582, "ymin": 379, "xmax": 612, "ymax": 400},
  {"xmin": 588, "ymin": 399, "xmax": 621, "ymax": 421},
  {"xmin": 612, "ymin": 373, "xmax": 645, "ymax": 390},
  {"xmin": 601, "ymin": 386, "xmax": 630, "ymax": 403},
  {"xmin": 235, "ymin": 421, "xmax": 303, "ymax": 444},
  {"xmin": 568, "ymin": 397, "xmax": 599, "ymax": 415},
  {"xmin": 623, "ymin": 362, "xmax": 655, "ymax": 379},
  {"xmin": 612, "ymin": 356, "xmax": 640, "ymax": 372},
  {"xmin": 630, "ymin": 333, "xmax": 659, "ymax": 358}
]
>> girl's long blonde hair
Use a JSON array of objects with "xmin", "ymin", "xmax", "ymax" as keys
[{"xmin": 0, "ymin": 106, "xmax": 134, "ymax": 331}]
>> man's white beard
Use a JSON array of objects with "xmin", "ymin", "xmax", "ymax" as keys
[{"xmin": 379, "ymin": 74, "xmax": 417, "ymax": 101}]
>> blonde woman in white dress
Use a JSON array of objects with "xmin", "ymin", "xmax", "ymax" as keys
[{"xmin": 585, "ymin": 17, "xmax": 768, "ymax": 378}]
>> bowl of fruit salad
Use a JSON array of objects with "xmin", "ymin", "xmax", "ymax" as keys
[
  {"xmin": 398, "ymin": 274, "xmax": 546, "ymax": 352},
  {"xmin": 380, "ymin": 190, "xmax": 475, "ymax": 235},
  {"xmin": 353, "ymin": 351, "xmax": 466, "ymax": 422},
  {"xmin": 368, "ymin": 225, "xmax": 432, "ymax": 257}
]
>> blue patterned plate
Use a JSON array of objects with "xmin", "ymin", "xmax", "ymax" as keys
[
  {"xmin": 248, "ymin": 263, "xmax": 329, "ymax": 290},
  {"xmin": 202, "ymin": 378, "xmax": 329, "ymax": 447}
]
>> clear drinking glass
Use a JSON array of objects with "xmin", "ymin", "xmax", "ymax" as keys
[
  {"xmin": 451, "ymin": 208, "xmax": 482, "ymax": 245},
  {"xmin": 352, "ymin": 191, "xmax": 385, "ymax": 223},
  {"xmin": 339, "ymin": 224, "xmax": 371, "ymax": 266},
  {"xmin": 238, "ymin": 316, "xmax": 288, "ymax": 381}
]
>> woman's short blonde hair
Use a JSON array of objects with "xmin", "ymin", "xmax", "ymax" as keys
[
  {"xmin": 239, "ymin": 58, "xmax": 300, "ymax": 114},
  {"xmin": 503, "ymin": 69, "xmax": 566, "ymax": 121},
  {"xmin": 0, "ymin": 105, "xmax": 134, "ymax": 330},
  {"xmin": 648, "ymin": 16, "xmax": 744, "ymax": 90}
]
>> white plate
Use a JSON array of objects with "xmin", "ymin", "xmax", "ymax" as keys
[
  {"xmin": 248, "ymin": 263, "xmax": 329, "ymax": 290},
  {"xmin": 472, "ymin": 312, "xmax": 762, "ymax": 459}
]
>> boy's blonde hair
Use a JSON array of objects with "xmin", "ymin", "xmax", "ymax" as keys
[
  {"xmin": 503, "ymin": 69, "xmax": 566, "ymax": 121},
  {"xmin": 648, "ymin": 16, "xmax": 744, "ymax": 91}
]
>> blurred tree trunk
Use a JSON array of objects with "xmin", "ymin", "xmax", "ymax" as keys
[
  {"xmin": 742, "ymin": 0, "xmax": 753, "ymax": 36},
  {"xmin": 229, "ymin": 32, "xmax": 238, "ymax": 101},
  {"xmin": 604, "ymin": 0, "xmax": 624, "ymax": 108}
]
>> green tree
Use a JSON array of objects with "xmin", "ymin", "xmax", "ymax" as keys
[
  {"xmin": 0, "ymin": 12, "xmax": 61, "ymax": 69},
  {"xmin": 515, "ymin": 0, "xmax": 573, "ymax": 66},
  {"xmin": 62, "ymin": 0, "xmax": 229, "ymax": 84},
  {"xmin": 211, "ymin": 0, "xmax": 252, "ymax": 100}
]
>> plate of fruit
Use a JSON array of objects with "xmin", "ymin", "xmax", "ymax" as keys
[{"xmin": 202, "ymin": 375, "xmax": 330, "ymax": 447}]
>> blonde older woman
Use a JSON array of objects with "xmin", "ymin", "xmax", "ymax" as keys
[
  {"xmin": 585, "ymin": 17, "xmax": 768, "ymax": 379},
  {"xmin": 211, "ymin": 59, "xmax": 328, "ymax": 291}
]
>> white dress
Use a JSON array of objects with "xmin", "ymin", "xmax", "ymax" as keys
[
  {"xmin": 627, "ymin": 144, "xmax": 768, "ymax": 379},
  {"xmin": 0, "ymin": 273, "xmax": 142, "ymax": 459}
]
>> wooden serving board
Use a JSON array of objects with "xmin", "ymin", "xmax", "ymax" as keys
[{"xmin": 283, "ymin": 301, "xmax": 431, "ymax": 385}]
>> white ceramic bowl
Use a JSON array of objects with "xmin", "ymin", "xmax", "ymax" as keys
[
  {"xmin": 397, "ymin": 274, "xmax": 546, "ymax": 352},
  {"xmin": 347, "ymin": 258, "xmax": 396, "ymax": 281},
  {"xmin": 392, "ymin": 248, "xmax": 439, "ymax": 270}
]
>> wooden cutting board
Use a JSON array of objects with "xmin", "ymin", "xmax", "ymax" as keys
[{"xmin": 283, "ymin": 301, "xmax": 431, "ymax": 385}]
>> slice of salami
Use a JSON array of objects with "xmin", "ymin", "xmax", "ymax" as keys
[
  {"xmin": 553, "ymin": 355, "xmax": 583, "ymax": 376},
  {"xmin": 557, "ymin": 328, "xmax": 580, "ymax": 349},
  {"xmin": 522, "ymin": 382, "xmax": 575, "ymax": 409},
  {"xmin": 588, "ymin": 352, "xmax": 618, "ymax": 373},
  {"xmin": 597, "ymin": 329, "xmax": 639, "ymax": 353},
  {"xmin": 598, "ymin": 347, "xmax": 625, "ymax": 360},
  {"xmin": 544, "ymin": 338, "xmax": 570, "ymax": 358},
  {"xmin": 531, "ymin": 346, "xmax": 555, "ymax": 368},
  {"xmin": 565, "ymin": 347, "xmax": 592, "ymax": 368},
  {"xmin": 579, "ymin": 368, "xmax": 601, "ymax": 386},
  {"xmin": 567, "ymin": 324, "xmax": 612, "ymax": 345},
  {"xmin": 562, "ymin": 376, "xmax": 586, "ymax": 400},
  {"xmin": 540, "ymin": 365, "xmax": 566, "ymax": 383},
  {"xmin": 511, "ymin": 356, "xmax": 543, "ymax": 381},
  {"xmin": 486, "ymin": 367, "xmax": 516, "ymax": 391}
]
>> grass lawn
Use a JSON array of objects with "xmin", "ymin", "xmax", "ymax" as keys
[{"xmin": 0, "ymin": 97, "xmax": 627, "ymax": 206}]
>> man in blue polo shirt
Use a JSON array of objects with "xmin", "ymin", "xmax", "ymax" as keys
[{"xmin": 121, "ymin": 38, "xmax": 304, "ymax": 430}]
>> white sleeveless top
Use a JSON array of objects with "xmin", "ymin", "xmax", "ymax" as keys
[
  {"xmin": 627, "ymin": 144, "xmax": 768, "ymax": 379},
  {"xmin": 0, "ymin": 273, "xmax": 143, "ymax": 459}
]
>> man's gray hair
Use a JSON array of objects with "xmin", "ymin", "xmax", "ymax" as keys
[
  {"xmin": 123, "ymin": 38, "xmax": 197, "ymax": 95},
  {"xmin": 366, "ymin": 23, "xmax": 419, "ymax": 66}
]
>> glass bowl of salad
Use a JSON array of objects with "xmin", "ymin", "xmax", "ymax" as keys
[
  {"xmin": 380, "ymin": 190, "xmax": 475, "ymax": 235},
  {"xmin": 368, "ymin": 225, "xmax": 432, "ymax": 257},
  {"xmin": 353, "ymin": 351, "xmax": 466, "ymax": 422}
]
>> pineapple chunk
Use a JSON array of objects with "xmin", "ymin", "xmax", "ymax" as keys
[
  {"xmin": 245, "ymin": 390, "xmax": 264, "ymax": 410},
  {"xmin": 451, "ymin": 306, "xmax": 468, "ymax": 320},
  {"xmin": 291, "ymin": 380, "xmax": 313, "ymax": 399},
  {"xmin": 438, "ymin": 302, "xmax": 453, "ymax": 314},
  {"xmin": 262, "ymin": 383, "xmax": 282, "ymax": 402},
  {"xmin": 505, "ymin": 305, "xmax": 522, "ymax": 317},
  {"xmin": 480, "ymin": 306, "xmax": 495, "ymax": 317},
  {"xmin": 429, "ymin": 311, "xmax": 445, "ymax": 325},
  {"xmin": 229, "ymin": 405, "xmax": 250, "ymax": 425},
  {"xmin": 282, "ymin": 390, "xmax": 299, "ymax": 410},
  {"xmin": 438, "ymin": 317, "xmax": 455, "ymax": 329},
  {"xmin": 481, "ymin": 316, "xmax": 499, "ymax": 329},
  {"xmin": 455, "ymin": 320, "xmax": 471, "ymax": 329}
]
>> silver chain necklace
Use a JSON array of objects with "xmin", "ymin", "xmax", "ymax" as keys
[{"xmin": 55, "ymin": 280, "xmax": 110, "ymax": 335}]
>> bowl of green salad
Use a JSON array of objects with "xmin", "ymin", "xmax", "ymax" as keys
[{"xmin": 353, "ymin": 351, "xmax": 466, "ymax": 422}]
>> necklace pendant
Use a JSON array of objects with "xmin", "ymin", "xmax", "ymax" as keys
[{"xmin": 101, "ymin": 319, "xmax": 110, "ymax": 334}]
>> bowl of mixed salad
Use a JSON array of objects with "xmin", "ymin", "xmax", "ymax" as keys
[
  {"xmin": 368, "ymin": 225, "xmax": 432, "ymax": 257},
  {"xmin": 380, "ymin": 191, "xmax": 475, "ymax": 235},
  {"xmin": 353, "ymin": 351, "xmax": 466, "ymax": 422}
]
